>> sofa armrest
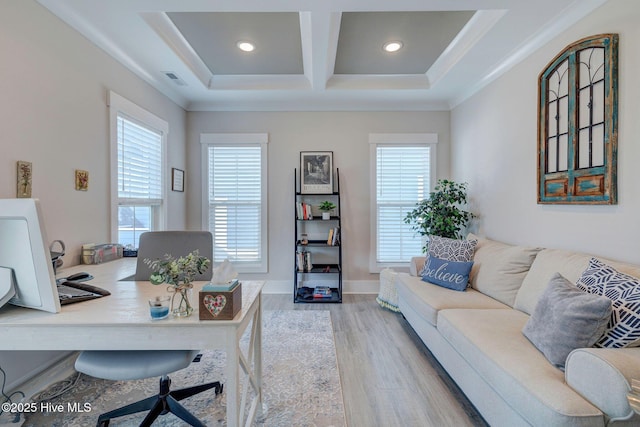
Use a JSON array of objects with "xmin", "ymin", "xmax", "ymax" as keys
[
  {"xmin": 409, "ymin": 256, "xmax": 426, "ymax": 276},
  {"xmin": 565, "ymin": 347, "xmax": 640, "ymax": 422}
]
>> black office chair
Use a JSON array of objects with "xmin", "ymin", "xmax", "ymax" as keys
[{"xmin": 74, "ymin": 231, "xmax": 222, "ymax": 427}]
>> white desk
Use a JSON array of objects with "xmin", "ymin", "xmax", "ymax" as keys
[{"xmin": 0, "ymin": 258, "xmax": 264, "ymax": 427}]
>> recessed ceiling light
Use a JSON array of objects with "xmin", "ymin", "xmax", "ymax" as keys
[
  {"xmin": 237, "ymin": 41, "xmax": 255, "ymax": 52},
  {"xmin": 383, "ymin": 41, "xmax": 403, "ymax": 53}
]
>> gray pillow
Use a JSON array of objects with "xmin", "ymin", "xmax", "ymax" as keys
[{"xmin": 522, "ymin": 273, "xmax": 612, "ymax": 370}]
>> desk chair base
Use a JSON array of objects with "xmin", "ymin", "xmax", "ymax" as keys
[{"xmin": 96, "ymin": 375, "xmax": 223, "ymax": 427}]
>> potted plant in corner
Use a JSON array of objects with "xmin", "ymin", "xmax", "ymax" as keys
[
  {"xmin": 404, "ymin": 179, "xmax": 474, "ymax": 253},
  {"xmin": 318, "ymin": 201, "xmax": 336, "ymax": 220}
]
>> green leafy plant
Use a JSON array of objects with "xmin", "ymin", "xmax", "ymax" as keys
[
  {"xmin": 318, "ymin": 201, "xmax": 336, "ymax": 211},
  {"xmin": 144, "ymin": 250, "xmax": 211, "ymax": 286},
  {"xmin": 404, "ymin": 179, "xmax": 474, "ymax": 252}
]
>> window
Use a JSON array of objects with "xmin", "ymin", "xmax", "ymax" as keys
[
  {"xmin": 538, "ymin": 34, "xmax": 618, "ymax": 204},
  {"xmin": 201, "ymin": 134, "xmax": 268, "ymax": 273},
  {"xmin": 369, "ymin": 133, "xmax": 437, "ymax": 272},
  {"xmin": 109, "ymin": 91, "xmax": 167, "ymax": 248}
]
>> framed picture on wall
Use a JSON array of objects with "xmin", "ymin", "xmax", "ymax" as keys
[
  {"xmin": 300, "ymin": 151, "xmax": 333, "ymax": 194},
  {"xmin": 171, "ymin": 168, "xmax": 184, "ymax": 192}
]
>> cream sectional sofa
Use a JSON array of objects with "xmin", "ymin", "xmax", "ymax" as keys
[{"xmin": 396, "ymin": 234, "xmax": 640, "ymax": 426}]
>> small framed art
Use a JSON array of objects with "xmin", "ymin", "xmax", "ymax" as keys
[
  {"xmin": 17, "ymin": 161, "xmax": 32, "ymax": 198},
  {"xmin": 300, "ymin": 151, "xmax": 333, "ymax": 194},
  {"xmin": 75, "ymin": 169, "xmax": 89, "ymax": 191},
  {"xmin": 172, "ymin": 168, "xmax": 184, "ymax": 192}
]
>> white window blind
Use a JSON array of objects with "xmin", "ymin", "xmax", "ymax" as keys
[
  {"xmin": 376, "ymin": 146, "xmax": 430, "ymax": 262},
  {"xmin": 109, "ymin": 91, "xmax": 167, "ymax": 248},
  {"xmin": 117, "ymin": 115, "xmax": 162, "ymax": 202},
  {"xmin": 369, "ymin": 134, "xmax": 436, "ymax": 271},
  {"xmin": 201, "ymin": 134, "xmax": 268, "ymax": 273}
]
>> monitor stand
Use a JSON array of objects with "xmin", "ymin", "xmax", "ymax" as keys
[{"xmin": 0, "ymin": 266, "xmax": 16, "ymax": 309}]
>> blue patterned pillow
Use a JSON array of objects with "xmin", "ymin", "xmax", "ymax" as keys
[
  {"xmin": 421, "ymin": 255, "xmax": 474, "ymax": 291},
  {"xmin": 576, "ymin": 258, "xmax": 640, "ymax": 348}
]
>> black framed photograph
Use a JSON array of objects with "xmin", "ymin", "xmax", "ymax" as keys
[
  {"xmin": 300, "ymin": 151, "xmax": 333, "ymax": 194},
  {"xmin": 171, "ymin": 168, "xmax": 184, "ymax": 192}
]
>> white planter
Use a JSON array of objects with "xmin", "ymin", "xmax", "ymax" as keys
[{"xmin": 322, "ymin": 212, "xmax": 331, "ymax": 220}]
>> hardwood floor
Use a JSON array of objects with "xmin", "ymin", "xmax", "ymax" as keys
[{"xmin": 262, "ymin": 294, "xmax": 489, "ymax": 427}]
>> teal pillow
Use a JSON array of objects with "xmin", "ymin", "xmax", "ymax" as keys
[{"xmin": 421, "ymin": 255, "xmax": 473, "ymax": 291}]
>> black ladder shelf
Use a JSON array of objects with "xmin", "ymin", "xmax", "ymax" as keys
[{"xmin": 293, "ymin": 168, "xmax": 342, "ymax": 303}]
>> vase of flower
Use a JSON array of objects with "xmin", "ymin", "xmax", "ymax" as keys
[
  {"xmin": 170, "ymin": 282, "xmax": 194, "ymax": 317},
  {"xmin": 144, "ymin": 250, "xmax": 211, "ymax": 318}
]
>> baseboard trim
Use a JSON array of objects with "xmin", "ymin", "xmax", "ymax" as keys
[
  {"xmin": 263, "ymin": 280, "xmax": 379, "ymax": 295},
  {"xmin": 6, "ymin": 352, "xmax": 79, "ymax": 403}
]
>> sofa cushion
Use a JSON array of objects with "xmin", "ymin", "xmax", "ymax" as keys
[
  {"xmin": 576, "ymin": 258, "xmax": 640, "ymax": 348},
  {"xmin": 522, "ymin": 273, "xmax": 612, "ymax": 369},
  {"xmin": 396, "ymin": 273, "xmax": 509, "ymax": 326},
  {"xmin": 514, "ymin": 249, "xmax": 640, "ymax": 316},
  {"xmin": 467, "ymin": 233, "xmax": 541, "ymax": 307},
  {"xmin": 438, "ymin": 309, "xmax": 603, "ymax": 425},
  {"xmin": 421, "ymin": 256, "xmax": 474, "ymax": 291}
]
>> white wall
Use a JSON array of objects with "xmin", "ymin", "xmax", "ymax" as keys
[
  {"xmin": 451, "ymin": 0, "xmax": 640, "ymax": 264},
  {"xmin": 0, "ymin": 1, "xmax": 187, "ymax": 392},
  {"xmin": 187, "ymin": 111, "xmax": 451, "ymax": 287}
]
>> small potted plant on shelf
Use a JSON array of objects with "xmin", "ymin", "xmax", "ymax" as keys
[{"xmin": 318, "ymin": 201, "xmax": 336, "ymax": 220}]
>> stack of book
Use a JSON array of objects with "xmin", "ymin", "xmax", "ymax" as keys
[
  {"xmin": 313, "ymin": 286, "xmax": 333, "ymax": 298},
  {"xmin": 326, "ymin": 227, "xmax": 340, "ymax": 246},
  {"xmin": 296, "ymin": 250, "xmax": 313, "ymax": 272},
  {"xmin": 295, "ymin": 202, "xmax": 313, "ymax": 220}
]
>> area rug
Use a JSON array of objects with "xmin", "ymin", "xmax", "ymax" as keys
[{"xmin": 22, "ymin": 310, "xmax": 345, "ymax": 426}]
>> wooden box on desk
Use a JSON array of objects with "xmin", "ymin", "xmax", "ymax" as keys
[{"xmin": 198, "ymin": 281, "xmax": 242, "ymax": 320}]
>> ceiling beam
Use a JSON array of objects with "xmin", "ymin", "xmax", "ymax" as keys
[{"xmin": 300, "ymin": 11, "xmax": 341, "ymax": 91}]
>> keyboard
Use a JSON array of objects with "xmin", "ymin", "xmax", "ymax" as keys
[{"xmin": 57, "ymin": 281, "xmax": 110, "ymax": 305}]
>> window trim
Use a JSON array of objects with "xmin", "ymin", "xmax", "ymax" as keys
[
  {"xmin": 200, "ymin": 133, "xmax": 269, "ymax": 273},
  {"xmin": 369, "ymin": 133, "xmax": 438, "ymax": 272},
  {"xmin": 108, "ymin": 91, "xmax": 168, "ymax": 243}
]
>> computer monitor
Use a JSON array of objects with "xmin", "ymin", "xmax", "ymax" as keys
[{"xmin": 0, "ymin": 199, "xmax": 60, "ymax": 313}]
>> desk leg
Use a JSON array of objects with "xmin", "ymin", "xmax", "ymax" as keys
[
  {"xmin": 255, "ymin": 293, "xmax": 264, "ymax": 421},
  {"xmin": 226, "ymin": 332, "xmax": 240, "ymax": 427},
  {"xmin": 227, "ymin": 294, "xmax": 264, "ymax": 427}
]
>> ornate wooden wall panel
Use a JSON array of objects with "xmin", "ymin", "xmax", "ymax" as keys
[{"xmin": 538, "ymin": 34, "xmax": 618, "ymax": 204}]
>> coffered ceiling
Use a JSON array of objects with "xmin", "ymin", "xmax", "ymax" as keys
[{"xmin": 37, "ymin": 0, "xmax": 606, "ymax": 111}]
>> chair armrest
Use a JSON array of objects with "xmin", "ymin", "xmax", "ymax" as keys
[
  {"xmin": 565, "ymin": 347, "xmax": 640, "ymax": 422},
  {"xmin": 409, "ymin": 257, "xmax": 426, "ymax": 276}
]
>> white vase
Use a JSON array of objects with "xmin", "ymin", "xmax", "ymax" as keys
[{"xmin": 322, "ymin": 212, "xmax": 331, "ymax": 220}]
